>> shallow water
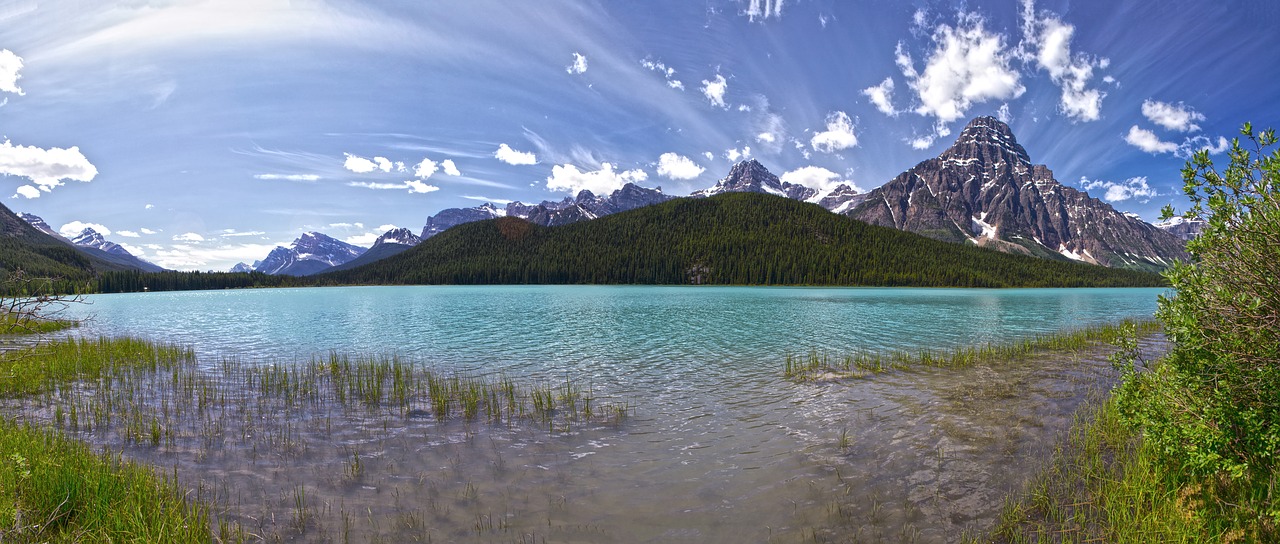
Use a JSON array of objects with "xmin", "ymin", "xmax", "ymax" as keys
[{"xmin": 33, "ymin": 286, "xmax": 1164, "ymax": 542}]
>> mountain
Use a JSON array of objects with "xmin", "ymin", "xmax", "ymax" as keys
[
  {"xmin": 68, "ymin": 228, "xmax": 165, "ymax": 273},
  {"xmin": 229, "ymin": 262, "xmax": 254, "ymax": 273},
  {"xmin": 17, "ymin": 213, "xmax": 73, "ymax": 244},
  {"xmin": 846, "ymin": 116, "xmax": 1187, "ymax": 271},
  {"xmin": 1155, "ymin": 217, "xmax": 1205, "ymax": 241},
  {"xmin": 255, "ymin": 232, "xmax": 366, "ymax": 276},
  {"xmin": 10, "ymin": 212, "xmax": 159, "ymax": 275},
  {"xmin": 328, "ymin": 227, "xmax": 421, "ymax": 272},
  {"xmin": 692, "ymin": 159, "xmax": 867, "ymax": 213},
  {"xmin": 325, "ymin": 192, "xmax": 1164, "ymax": 288},
  {"xmin": 420, "ymin": 183, "xmax": 674, "ymax": 239},
  {"xmin": 0, "ymin": 206, "xmax": 131, "ymax": 280}
]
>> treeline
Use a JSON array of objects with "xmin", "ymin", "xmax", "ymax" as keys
[
  {"xmin": 92, "ymin": 270, "xmax": 318, "ymax": 294},
  {"xmin": 323, "ymin": 193, "xmax": 1166, "ymax": 288}
]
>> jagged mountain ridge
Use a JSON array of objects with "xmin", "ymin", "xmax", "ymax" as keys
[
  {"xmin": 255, "ymin": 232, "xmax": 365, "ymax": 276},
  {"xmin": 1155, "ymin": 217, "xmax": 1205, "ymax": 241},
  {"xmin": 420, "ymin": 183, "xmax": 675, "ymax": 239},
  {"xmin": 17, "ymin": 213, "xmax": 163, "ymax": 272},
  {"xmin": 846, "ymin": 116, "xmax": 1187, "ymax": 270}
]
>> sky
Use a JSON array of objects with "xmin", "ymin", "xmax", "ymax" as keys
[{"xmin": 2, "ymin": 0, "xmax": 1278, "ymax": 271}]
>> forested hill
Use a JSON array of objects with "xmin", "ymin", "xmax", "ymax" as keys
[{"xmin": 324, "ymin": 193, "xmax": 1166, "ymax": 288}]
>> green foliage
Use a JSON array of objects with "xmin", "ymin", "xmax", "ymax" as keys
[
  {"xmin": 326, "ymin": 193, "xmax": 1166, "ymax": 288},
  {"xmin": 0, "ymin": 420, "xmax": 211, "ymax": 542},
  {"xmin": 1113, "ymin": 123, "xmax": 1280, "ymax": 539}
]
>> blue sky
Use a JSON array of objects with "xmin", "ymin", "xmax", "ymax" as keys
[{"xmin": 2, "ymin": 0, "xmax": 1277, "ymax": 270}]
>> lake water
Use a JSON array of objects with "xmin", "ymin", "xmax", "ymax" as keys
[{"xmin": 49, "ymin": 286, "xmax": 1164, "ymax": 542}]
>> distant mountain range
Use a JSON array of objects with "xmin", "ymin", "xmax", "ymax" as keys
[
  {"xmin": 322, "ymin": 192, "xmax": 1164, "ymax": 288},
  {"xmin": 10, "ymin": 115, "xmax": 1189, "ymax": 281}
]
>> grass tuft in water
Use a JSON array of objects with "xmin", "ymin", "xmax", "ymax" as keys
[{"xmin": 784, "ymin": 318, "xmax": 1161, "ymax": 381}]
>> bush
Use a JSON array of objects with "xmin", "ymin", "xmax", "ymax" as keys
[{"xmin": 1115, "ymin": 123, "xmax": 1280, "ymax": 536}]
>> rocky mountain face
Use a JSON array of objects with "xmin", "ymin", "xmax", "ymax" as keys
[
  {"xmin": 17, "ymin": 213, "xmax": 73, "ymax": 244},
  {"xmin": 1155, "ymin": 217, "xmax": 1205, "ymax": 241},
  {"xmin": 71, "ymin": 228, "xmax": 132, "ymax": 257},
  {"xmin": 420, "ymin": 183, "xmax": 675, "ymax": 239},
  {"xmin": 373, "ymin": 227, "xmax": 422, "ymax": 248},
  {"xmin": 229, "ymin": 262, "xmax": 254, "ymax": 273},
  {"xmin": 846, "ymin": 116, "xmax": 1188, "ymax": 269},
  {"xmin": 256, "ymin": 232, "xmax": 366, "ymax": 276}
]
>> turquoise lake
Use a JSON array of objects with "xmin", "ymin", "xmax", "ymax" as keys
[
  {"xmin": 49, "ymin": 286, "xmax": 1166, "ymax": 542},
  {"xmin": 67, "ymin": 285, "xmax": 1163, "ymax": 373}
]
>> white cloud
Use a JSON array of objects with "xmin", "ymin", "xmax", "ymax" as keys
[
  {"xmin": 347, "ymin": 180, "xmax": 438, "ymax": 194},
  {"xmin": 117, "ymin": 230, "xmax": 140, "ymax": 238},
  {"xmin": 1176, "ymin": 135, "xmax": 1231, "ymax": 159},
  {"xmin": 254, "ymin": 173, "xmax": 319, "ymax": 181},
  {"xmin": 343, "ymin": 153, "xmax": 379, "ymax": 173},
  {"xmin": 405, "ymin": 179, "xmax": 440, "ymax": 194},
  {"xmin": 656, "ymin": 153, "xmax": 705, "ymax": 180},
  {"xmin": 140, "ymin": 228, "xmax": 157, "ymax": 234},
  {"xmin": 0, "ymin": 49, "xmax": 24, "ymax": 95},
  {"xmin": 413, "ymin": 157, "xmax": 438, "ymax": 179},
  {"xmin": 144, "ymin": 204, "xmax": 154, "ymax": 210},
  {"xmin": 173, "ymin": 232, "xmax": 205, "ymax": 242},
  {"xmin": 460, "ymin": 195, "xmax": 515, "ymax": 205},
  {"xmin": 373, "ymin": 157, "xmax": 393, "ymax": 172},
  {"xmin": 1124, "ymin": 125, "xmax": 1178, "ymax": 154},
  {"xmin": 781, "ymin": 166, "xmax": 862, "ymax": 193},
  {"xmin": 703, "ymin": 151, "xmax": 714, "ymax": 161},
  {"xmin": 59, "ymin": 221, "xmax": 110, "ymax": 238},
  {"xmin": 1141, "ymin": 100, "xmax": 1205, "ymax": 132},
  {"xmin": 1081, "ymin": 176, "xmax": 1157, "ymax": 203},
  {"xmin": 1018, "ymin": 0, "xmax": 1107, "ymax": 121},
  {"xmin": 440, "ymin": 159, "xmax": 461, "ymax": 176},
  {"xmin": 909, "ymin": 134, "xmax": 937, "ymax": 150},
  {"xmin": 810, "ymin": 111, "xmax": 858, "ymax": 153},
  {"xmin": 700, "ymin": 74, "xmax": 728, "ymax": 108},
  {"xmin": 862, "ymin": 77, "xmax": 898, "ymax": 116},
  {"xmin": 344, "ymin": 224, "xmax": 400, "ymax": 246},
  {"xmin": 996, "ymin": 103, "xmax": 1013, "ymax": 123},
  {"xmin": 899, "ymin": 13, "xmax": 1025, "ymax": 127},
  {"xmin": 641, "ymin": 58, "xmax": 684, "ymax": 90},
  {"xmin": 14, "ymin": 185, "xmax": 39, "ymax": 199},
  {"xmin": 220, "ymin": 230, "xmax": 266, "ymax": 237},
  {"xmin": 0, "ymin": 140, "xmax": 98, "ymax": 197},
  {"xmin": 494, "ymin": 143, "xmax": 537, "ymax": 165},
  {"xmin": 566, "ymin": 52, "xmax": 588, "ymax": 75},
  {"xmin": 745, "ymin": 0, "xmax": 784, "ymax": 21},
  {"xmin": 756, "ymin": 132, "xmax": 776, "ymax": 143},
  {"xmin": 546, "ymin": 163, "xmax": 647, "ymax": 195},
  {"xmin": 149, "ymin": 242, "xmax": 281, "ymax": 271},
  {"xmin": 724, "ymin": 146, "xmax": 752, "ymax": 162}
]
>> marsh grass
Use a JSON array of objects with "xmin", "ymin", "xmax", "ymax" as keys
[
  {"xmin": 784, "ymin": 318, "xmax": 1161, "ymax": 381},
  {"xmin": 0, "ymin": 313, "xmax": 77, "ymax": 335},
  {"xmin": 0, "ymin": 336, "xmax": 632, "ymax": 542}
]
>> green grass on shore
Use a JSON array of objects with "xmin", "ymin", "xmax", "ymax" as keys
[
  {"xmin": 984, "ymin": 392, "xmax": 1211, "ymax": 543},
  {"xmin": 784, "ymin": 318, "xmax": 1161, "ymax": 381},
  {"xmin": 0, "ymin": 337, "xmax": 210, "ymax": 542}
]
